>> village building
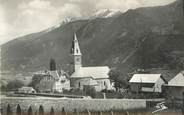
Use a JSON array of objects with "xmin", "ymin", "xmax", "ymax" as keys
[
  {"xmin": 165, "ymin": 71, "xmax": 184, "ymax": 104},
  {"xmin": 129, "ymin": 74, "xmax": 166, "ymax": 93},
  {"xmin": 18, "ymin": 86, "xmax": 36, "ymax": 93},
  {"xmin": 70, "ymin": 34, "xmax": 113, "ymax": 92},
  {"xmin": 33, "ymin": 69, "xmax": 70, "ymax": 93}
]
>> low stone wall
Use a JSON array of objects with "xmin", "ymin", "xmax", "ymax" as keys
[{"xmin": 1, "ymin": 97, "xmax": 146, "ymax": 112}]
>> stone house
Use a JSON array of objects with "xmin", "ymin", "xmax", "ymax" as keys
[{"xmin": 34, "ymin": 70, "xmax": 70, "ymax": 93}]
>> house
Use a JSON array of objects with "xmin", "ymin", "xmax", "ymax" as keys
[
  {"xmin": 70, "ymin": 34, "xmax": 113, "ymax": 92},
  {"xmin": 33, "ymin": 69, "xmax": 70, "ymax": 93},
  {"xmin": 129, "ymin": 74, "xmax": 166, "ymax": 93},
  {"xmin": 165, "ymin": 71, "xmax": 184, "ymax": 104},
  {"xmin": 18, "ymin": 87, "xmax": 36, "ymax": 93}
]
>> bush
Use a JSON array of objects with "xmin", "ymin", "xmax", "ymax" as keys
[{"xmin": 84, "ymin": 86, "xmax": 97, "ymax": 98}]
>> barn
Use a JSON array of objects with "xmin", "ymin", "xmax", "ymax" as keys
[
  {"xmin": 165, "ymin": 71, "xmax": 184, "ymax": 105},
  {"xmin": 129, "ymin": 74, "xmax": 166, "ymax": 93}
]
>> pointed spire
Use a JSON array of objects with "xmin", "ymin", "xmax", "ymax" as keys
[
  {"xmin": 73, "ymin": 33, "xmax": 82, "ymax": 56},
  {"xmin": 74, "ymin": 33, "xmax": 77, "ymax": 41}
]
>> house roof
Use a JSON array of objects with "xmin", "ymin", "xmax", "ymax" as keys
[
  {"xmin": 19, "ymin": 87, "xmax": 35, "ymax": 91},
  {"xmin": 70, "ymin": 66, "xmax": 110, "ymax": 79},
  {"xmin": 48, "ymin": 71, "xmax": 60, "ymax": 80},
  {"xmin": 168, "ymin": 71, "xmax": 184, "ymax": 86},
  {"xmin": 129, "ymin": 74, "xmax": 162, "ymax": 83}
]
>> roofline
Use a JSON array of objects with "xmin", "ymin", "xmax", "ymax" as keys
[
  {"xmin": 129, "ymin": 82, "xmax": 156, "ymax": 83},
  {"xmin": 133, "ymin": 74, "xmax": 162, "ymax": 75},
  {"xmin": 70, "ymin": 76, "xmax": 93, "ymax": 79},
  {"xmin": 70, "ymin": 76, "xmax": 109, "ymax": 79},
  {"xmin": 81, "ymin": 66, "xmax": 110, "ymax": 68},
  {"xmin": 164, "ymin": 84, "xmax": 184, "ymax": 87}
]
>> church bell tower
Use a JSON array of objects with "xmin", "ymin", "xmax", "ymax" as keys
[{"xmin": 73, "ymin": 33, "xmax": 82, "ymax": 72}]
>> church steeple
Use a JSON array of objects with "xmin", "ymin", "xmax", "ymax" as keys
[
  {"xmin": 73, "ymin": 33, "xmax": 82, "ymax": 72},
  {"xmin": 74, "ymin": 33, "xmax": 82, "ymax": 56}
]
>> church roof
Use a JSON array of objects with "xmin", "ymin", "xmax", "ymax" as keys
[
  {"xmin": 129, "ymin": 74, "xmax": 162, "ymax": 83},
  {"xmin": 168, "ymin": 71, "xmax": 184, "ymax": 86},
  {"xmin": 70, "ymin": 66, "xmax": 110, "ymax": 79}
]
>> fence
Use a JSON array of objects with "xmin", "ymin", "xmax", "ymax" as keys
[
  {"xmin": 1, "ymin": 98, "xmax": 148, "ymax": 115},
  {"xmin": 2, "ymin": 104, "xmax": 150, "ymax": 115}
]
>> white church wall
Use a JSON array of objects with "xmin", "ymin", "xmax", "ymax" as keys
[
  {"xmin": 95, "ymin": 79, "xmax": 113, "ymax": 92},
  {"xmin": 70, "ymin": 78, "xmax": 93, "ymax": 90}
]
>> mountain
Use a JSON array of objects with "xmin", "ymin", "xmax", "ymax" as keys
[{"xmin": 1, "ymin": 0, "xmax": 184, "ymax": 75}]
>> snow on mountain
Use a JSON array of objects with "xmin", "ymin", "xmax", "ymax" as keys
[
  {"xmin": 92, "ymin": 9, "xmax": 122, "ymax": 18},
  {"xmin": 45, "ymin": 18, "xmax": 73, "ymax": 33},
  {"xmin": 44, "ymin": 9, "xmax": 121, "ymax": 33}
]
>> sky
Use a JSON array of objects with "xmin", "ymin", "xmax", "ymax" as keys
[{"xmin": 0, "ymin": 0, "xmax": 176, "ymax": 44}]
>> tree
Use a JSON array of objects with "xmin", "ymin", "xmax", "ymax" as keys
[
  {"xmin": 7, "ymin": 104, "xmax": 12, "ymax": 115},
  {"xmin": 28, "ymin": 106, "xmax": 33, "ymax": 115},
  {"xmin": 50, "ymin": 58, "xmax": 56, "ymax": 71},
  {"xmin": 16, "ymin": 104, "xmax": 21, "ymax": 115},
  {"xmin": 50, "ymin": 107, "xmax": 54, "ymax": 115},
  {"xmin": 29, "ymin": 74, "xmax": 44, "ymax": 92},
  {"xmin": 39, "ymin": 105, "xmax": 44, "ymax": 115},
  {"xmin": 6, "ymin": 80, "xmax": 24, "ymax": 91},
  {"xmin": 108, "ymin": 69, "xmax": 128, "ymax": 92}
]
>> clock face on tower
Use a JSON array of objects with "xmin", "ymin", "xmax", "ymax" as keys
[
  {"xmin": 76, "ymin": 57, "xmax": 80, "ymax": 61},
  {"xmin": 75, "ymin": 57, "xmax": 81, "ymax": 63}
]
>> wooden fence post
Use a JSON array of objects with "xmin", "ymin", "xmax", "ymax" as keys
[
  {"xmin": 86, "ymin": 109, "xmax": 91, "ymax": 115},
  {"xmin": 7, "ymin": 104, "xmax": 12, "ymax": 115},
  {"xmin": 110, "ymin": 110, "xmax": 114, "ymax": 115},
  {"xmin": 61, "ymin": 107, "xmax": 67, "ymax": 115},
  {"xmin": 34, "ymin": 111, "xmax": 37, "ymax": 115},
  {"xmin": 39, "ymin": 105, "xmax": 44, "ymax": 115},
  {"xmin": 50, "ymin": 107, "xmax": 54, "ymax": 115},
  {"xmin": 98, "ymin": 111, "xmax": 103, "ymax": 115},
  {"xmin": 182, "ymin": 97, "xmax": 184, "ymax": 115},
  {"xmin": 28, "ymin": 106, "xmax": 33, "ymax": 115},
  {"xmin": 74, "ymin": 108, "xmax": 79, "ymax": 115},
  {"xmin": 16, "ymin": 104, "xmax": 21, "ymax": 115},
  {"xmin": 126, "ymin": 111, "xmax": 130, "ymax": 115}
]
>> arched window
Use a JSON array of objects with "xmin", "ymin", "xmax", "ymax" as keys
[{"xmin": 104, "ymin": 81, "xmax": 106, "ymax": 86}]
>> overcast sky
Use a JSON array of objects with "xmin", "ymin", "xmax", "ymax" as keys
[{"xmin": 0, "ymin": 0, "xmax": 176, "ymax": 44}]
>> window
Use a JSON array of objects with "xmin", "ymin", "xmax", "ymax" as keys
[
  {"xmin": 79, "ymin": 82, "xmax": 81, "ymax": 87},
  {"xmin": 141, "ymin": 83, "xmax": 154, "ymax": 88}
]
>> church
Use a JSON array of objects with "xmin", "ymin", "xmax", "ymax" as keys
[{"xmin": 70, "ymin": 34, "xmax": 114, "ymax": 92}]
